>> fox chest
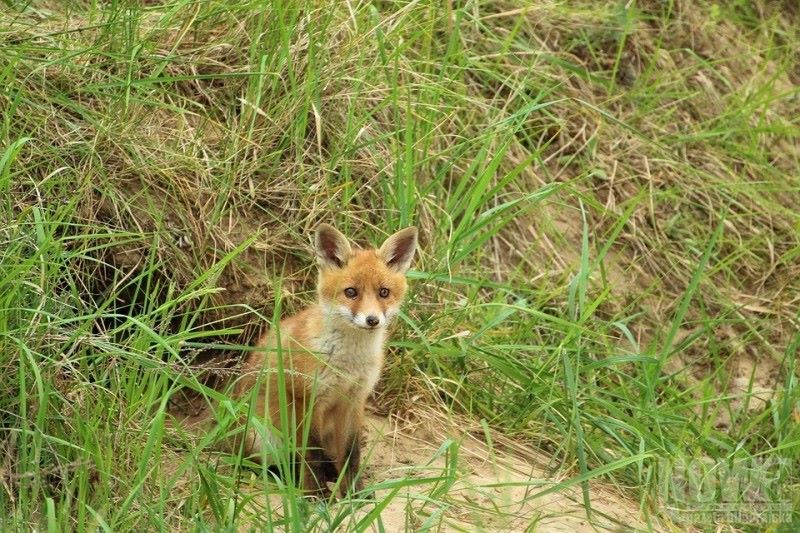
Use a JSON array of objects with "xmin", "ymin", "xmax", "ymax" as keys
[{"xmin": 312, "ymin": 330, "xmax": 385, "ymax": 400}]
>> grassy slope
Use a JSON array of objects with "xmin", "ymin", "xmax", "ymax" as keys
[{"xmin": 1, "ymin": 0, "xmax": 798, "ymax": 530}]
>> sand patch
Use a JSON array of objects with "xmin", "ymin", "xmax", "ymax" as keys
[
  {"xmin": 168, "ymin": 402, "xmax": 665, "ymax": 531},
  {"xmin": 340, "ymin": 412, "xmax": 657, "ymax": 532}
]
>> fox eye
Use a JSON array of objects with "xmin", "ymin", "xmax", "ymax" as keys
[
  {"xmin": 379, "ymin": 287, "xmax": 390, "ymax": 298},
  {"xmin": 344, "ymin": 287, "xmax": 358, "ymax": 299}
]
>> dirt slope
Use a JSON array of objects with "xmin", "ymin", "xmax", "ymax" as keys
[{"xmin": 169, "ymin": 404, "xmax": 665, "ymax": 532}]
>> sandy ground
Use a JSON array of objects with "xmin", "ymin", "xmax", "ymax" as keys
[
  {"xmin": 169, "ymin": 402, "xmax": 665, "ymax": 532},
  {"xmin": 337, "ymin": 412, "xmax": 656, "ymax": 532}
]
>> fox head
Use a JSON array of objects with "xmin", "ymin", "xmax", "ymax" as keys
[{"xmin": 314, "ymin": 224, "xmax": 418, "ymax": 331}]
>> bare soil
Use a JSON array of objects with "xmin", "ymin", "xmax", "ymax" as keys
[{"xmin": 169, "ymin": 403, "xmax": 665, "ymax": 532}]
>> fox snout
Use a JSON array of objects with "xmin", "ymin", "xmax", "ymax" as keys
[
  {"xmin": 352, "ymin": 310, "xmax": 385, "ymax": 329},
  {"xmin": 328, "ymin": 301, "xmax": 394, "ymax": 331}
]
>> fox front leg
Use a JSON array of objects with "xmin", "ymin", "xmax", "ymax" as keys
[{"xmin": 337, "ymin": 428, "xmax": 365, "ymax": 496}]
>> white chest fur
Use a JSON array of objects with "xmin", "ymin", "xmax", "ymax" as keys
[{"xmin": 311, "ymin": 324, "xmax": 386, "ymax": 401}]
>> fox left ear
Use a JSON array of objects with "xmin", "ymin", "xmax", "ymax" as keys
[
  {"xmin": 315, "ymin": 223, "xmax": 352, "ymax": 269},
  {"xmin": 379, "ymin": 227, "xmax": 418, "ymax": 273}
]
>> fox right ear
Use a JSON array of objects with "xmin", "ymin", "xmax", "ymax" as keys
[
  {"xmin": 315, "ymin": 224, "xmax": 352, "ymax": 269},
  {"xmin": 379, "ymin": 226, "xmax": 418, "ymax": 273}
]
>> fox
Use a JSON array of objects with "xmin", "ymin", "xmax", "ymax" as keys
[{"xmin": 233, "ymin": 223, "xmax": 418, "ymax": 496}]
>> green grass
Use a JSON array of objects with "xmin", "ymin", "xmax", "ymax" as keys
[{"xmin": 1, "ymin": 0, "xmax": 799, "ymax": 530}]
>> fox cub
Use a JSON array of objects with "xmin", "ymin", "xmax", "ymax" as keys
[{"xmin": 234, "ymin": 224, "xmax": 418, "ymax": 496}]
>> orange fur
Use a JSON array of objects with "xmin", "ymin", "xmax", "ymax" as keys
[{"xmin": 234, "ymin": 224, "xmax": 418, "ymax": 496}]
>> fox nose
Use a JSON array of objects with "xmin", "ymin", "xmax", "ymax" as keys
[{"xmin": 366, "ymin": 315, "xmax": 379, "ymax": 327}]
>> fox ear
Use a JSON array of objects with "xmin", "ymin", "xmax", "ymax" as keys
[
  {"xmin": 379, "ymin": 227, "xmax": 418, "ymax": 273},
  {"xmin": 315, "ymin": 224, "xmax": 352, "ymax": 269}
]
